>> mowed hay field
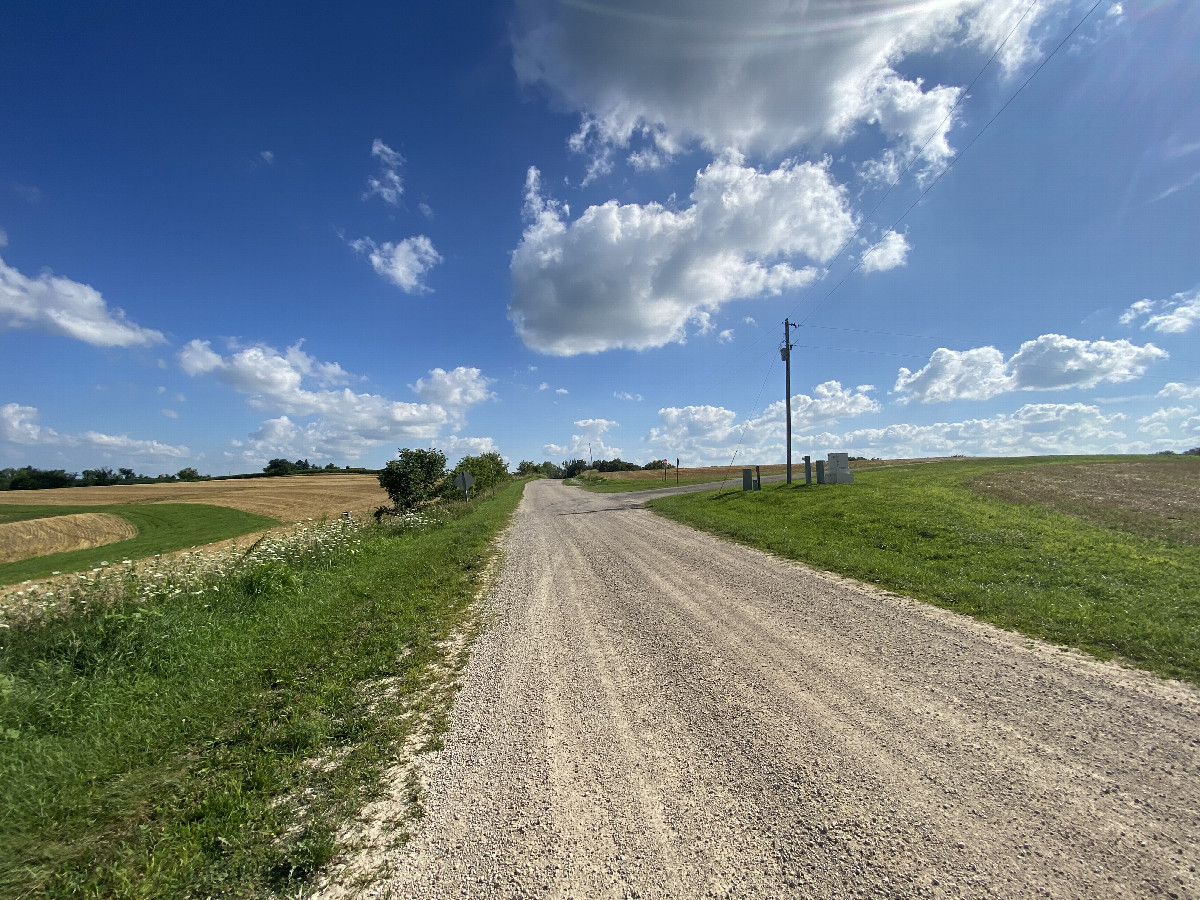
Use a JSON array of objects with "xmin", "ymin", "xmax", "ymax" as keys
[
  {"xmin": 0, "ymin": 513, "xmax": 137, "ymax": 564},
  {"xmin": 0, "ymin": 474, "xmax": 389, "ymax": 523},
  {"xmin": 0, "ymin": 476, "xmax": 389, "ymax": 589}
]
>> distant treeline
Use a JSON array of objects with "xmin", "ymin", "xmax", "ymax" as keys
[
  {"xmin": 1, "ymin": 459, "xmax": 383, "ymax": 491},
  {"xmin": 515, "ymin": 458, "xmax": 675, "ymax": 480},
  {"xmin": 225, "ymin": 459, "xmax": 379, "ymax": 479},
  {"xmin": 0, "ymin": 466, "xmax": 208, "ymax": 491}
]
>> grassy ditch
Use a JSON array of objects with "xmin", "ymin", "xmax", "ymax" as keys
[
  {"xmin": 649, "ymin": 456, "xmax": 1200, "ymax": 685},
  {"xmin": 0, "ymin": 504, "xmax": 280, "ymax": 586},
  {"xmin": 0, "ymin": 480, "xmax": 524, "ymax": 899}
]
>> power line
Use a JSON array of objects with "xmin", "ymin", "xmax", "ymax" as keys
[
  {"xmin": 719, "ymin": 352, "xmax": 778, "ymax": 487},
  {"xmin": 693, "ymin": 0, "xmax": 1045, "ymax": 390},
  {"xmin": 798, "ymin": 0, "xmax": 1107, "ymax": 327}
]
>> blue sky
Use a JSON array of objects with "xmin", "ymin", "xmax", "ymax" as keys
[{"xmin": 2, "ymin": 0, "xmax": 1198, "ymax": 475}]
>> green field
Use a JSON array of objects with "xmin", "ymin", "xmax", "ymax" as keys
[
  {"xmin": 0, "ymin": 481, "xmax": 525, "ymax": 898},
  {"xmin": 565, "ymin": 472, "xmax": 748, "ymax": 492},
  {"xmin": 648, "ymin": 456, "xmax": 1200, "ymax": 685},
  {"xmin": 0, "ymin": 504, "xmax": 280, "ymax": 586}
]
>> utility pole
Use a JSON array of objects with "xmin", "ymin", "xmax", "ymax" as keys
[{"xmin": 781, "ymin": 318, "xmax": 796, "ymax": 484}]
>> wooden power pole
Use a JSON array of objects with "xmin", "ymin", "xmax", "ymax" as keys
[{"xmin": 782, "ymin": 319, "xmax": 796, "ymax": 484}]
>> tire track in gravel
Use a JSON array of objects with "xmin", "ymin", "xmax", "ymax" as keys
[{"xmin": 342, "ymin": 480, "xmax": 1200, "ymax": 899}]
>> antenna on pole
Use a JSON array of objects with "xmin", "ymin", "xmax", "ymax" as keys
[{"xmin": 781, "ymin": 318, "xmax": 797, "ymax": 484}]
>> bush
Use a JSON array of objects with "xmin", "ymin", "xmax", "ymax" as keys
[
  {"xmin": 451, "ymin": 452, "xmax": 510, "ymax": 498},
  {"xmin": 378, "ymin": 448, "xmax": 449, "ymax": 510}
]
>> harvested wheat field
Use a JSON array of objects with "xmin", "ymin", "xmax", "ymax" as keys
[
  {"xmin": 0, "ymin": 514, "xmax": 138, "ymax": 564},
  {"xmin": 0, "ymin": 475, "xmax": 390, "ymax": 524}
]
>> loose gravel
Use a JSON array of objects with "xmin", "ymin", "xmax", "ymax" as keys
[{"xmin": 327, "ymin": 479, "xmax": 1200, "ymax": 899}]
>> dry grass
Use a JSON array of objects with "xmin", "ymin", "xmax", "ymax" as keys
[
  {"xmin": 0, "ymin": 475, "xmax": 389, "ymax": 524},
  {"xmin": 969, "ymin": 458, "xmax": 1200, "ymax": 546},
  {"xmin": 0, "ymin": 513, "xmax": 138, "ymax": 564}
]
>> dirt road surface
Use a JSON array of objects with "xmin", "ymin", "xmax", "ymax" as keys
[{"xmin": 348, "ymin": 479, "xmax": 1200, "ymax": 899}]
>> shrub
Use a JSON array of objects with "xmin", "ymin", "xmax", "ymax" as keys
[{"xmin": 378, "ymin": 448, "xmax": 449, "ymax": 510}]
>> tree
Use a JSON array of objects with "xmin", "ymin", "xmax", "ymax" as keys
[
  {"xmin": 176, "ymin": 467, "xmax": 203, "ymax": 482},
  {"xmin": 538, "ymin": 460, "xmax": 565, "ymax": 479},
  {"xmin": 8, "ymin": 467, "xmax": 77, "ymax": 490},
  {"xmin": 263, "ymin": 458, "xmax": 296, "ymax": 477},
  {"xmin": 81, "ymin": 467, "xmax": 119, "ymax": 486},
  {"xmin": 592, "ymin": 457, "xmax": 639, "ymax": 472},
  {"xmin": 516, "ymin": 460, "xmax": 540, "ymax": 477},
  {"xmin": 561, "ymin": 459, "xmax": 590, "ymax": 479},
  {"xmin": 452, "ymin": 452, "xmax": 509, "ymax": 498},
  {"xmin": 378, "ymin": 448, "xmax": 449, "ymax": 510}
]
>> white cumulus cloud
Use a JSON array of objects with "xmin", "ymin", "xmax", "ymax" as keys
[
  {"xmin": 1159, "ymin": 382, "xmax": 1200, "ymax": 400},
  {"xmin": 0, "ymin": 254, "xmax": 165, "ymax": 347},
  {"xmin": 1137, "ymin": 406, "xmax": 1197, "ymax": 438},
  {"xmin": 895, "ymin": 334, "xmax": 1167, "ymax": 403},
  {"xmin": 838, "ymin": 403, "xmax": 1128, "ymax": 458},
  {"xmin": 646, "ymin": 381, "xmax": 880, "ymax": 462},
  {"xmin": 1, "ymin": 402, "xmax": 188, "ymax": 459},
  {"xmin": 512, "ymin": 0, "xmax": 1061, "ymax": 168},
  {"xmin": 860, "ymin": 230, "xmax": 909, "ymax": 273},
  {"xmin": 411, "ymin": 366, "xmax": 497, "ymax": 408},
  {"xmin": 178, "ymin": 339, "xmax": 495, "ymax": 461},
  {"xmin": 1121, "ymin": 288, "xmax": 1200, "ymax": 334},
  {"xmin": 544, "ymin": 418, "xmax": 622, "ymax": 460},
  {"xmin": 441, "ymin": 435, "xmax": 501, "ymax": 459},
  {"xmin": 510, "ymin": 156, "xmax": 855, "ymax": 355},
  {"xmin": 351, "ymin": 235, "xmax": 441, "ymax": 293}
]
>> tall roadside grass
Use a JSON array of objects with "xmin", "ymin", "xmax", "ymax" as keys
[
  {"xmin": 649, "ymin": 457, "xmax": 1200, "ymax": 686},
  {"xmin": 0, "ymin": 481, "xmax": 525, "ymax": 899}
]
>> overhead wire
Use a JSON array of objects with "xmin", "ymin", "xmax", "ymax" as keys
[
  {"xmin": 797, "ymin": 0, "xmax": 1108, "ymax": 327},
  {"xmin": 694, "ymin": 0, "xmax": 1046, "ymax": 390},
  {"xmin": 650, "ymin": 0, "xmax": 1110, "ymax": 462},
  {"xmin": 719, "ymin": 352, "xmax": 779, "ymax": 488}
]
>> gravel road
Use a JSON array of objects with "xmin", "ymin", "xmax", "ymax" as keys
[{"xmin": 350, "ymin": 479, "xmax": 1200, "ymax": 899}]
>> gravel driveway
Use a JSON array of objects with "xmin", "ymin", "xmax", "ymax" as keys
[{"xmin": 346, "ymin": 479, "xmax": 1199, "ymax": 899}]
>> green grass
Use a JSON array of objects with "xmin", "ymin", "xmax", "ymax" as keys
[
  {"xmin": 0, "ymin": 504, "xmax": 280, "ymax": 586},
  {"xmin": 565, "ymin": 473, "xmax": 748, "ymax": 492},
  {"xmin": 649, "ymin": 456, "xmax": 1200, "ymax": 685},
  {"xmin": 0, "ymin": 481, "xmax": 524, "ymax": 898}
]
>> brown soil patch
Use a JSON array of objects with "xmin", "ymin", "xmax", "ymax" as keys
[
  {"xmin": 0, "ymin": 513, "xmax": 138, "ymax": 564},
  {"xmin": 0, "ymin": 475, "xmax": 390, "ymax": 524},
  {"xmin": 969, "ymin": 458, "xmax": 1200, "ymax": 546}
]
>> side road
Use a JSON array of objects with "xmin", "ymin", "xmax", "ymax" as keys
[{"xmin": 332, "ymin": 479, "xmax": 1199, "ymax": 899}]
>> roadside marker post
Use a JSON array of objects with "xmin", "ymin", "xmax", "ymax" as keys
[
  {"xmin": 454, "ymin": 471, "xmax": 475, "ymax": 499},
  {"xmin": 804, "ymin": 455, "xmax": 812, "ymax": 485},
  {"xmin": 742, "ymin": 468, "xmax": 754, "ymax": 492}
]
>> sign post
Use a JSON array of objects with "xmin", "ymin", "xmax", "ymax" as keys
[{"xmin": 453, "ymin": 471, "xmax": 475, "ymax": 499}]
